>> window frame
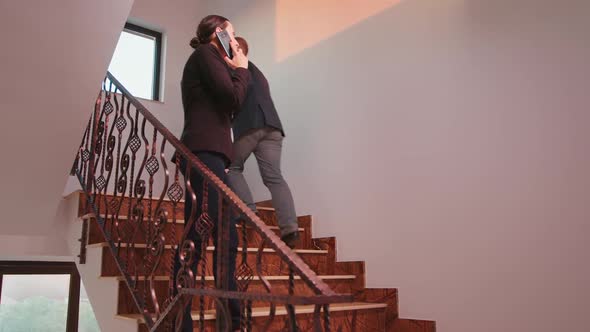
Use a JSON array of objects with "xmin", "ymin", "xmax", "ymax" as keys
[
  {"xmin": 0, "ymin": 261, "xmax": 82, "ymax": 332},
  {"xmin": 120, "ymin": 22, "xmax": 163, "ymax": 101}
]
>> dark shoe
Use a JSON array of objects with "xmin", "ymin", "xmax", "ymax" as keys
[{"xmin": 281, "ymin": 231, "xmax": 300, "ymax": 249}]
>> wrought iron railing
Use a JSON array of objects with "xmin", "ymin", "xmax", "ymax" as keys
[{"xmin": 71, "ymin": 72, "xmax": 351, "ymax": 331}]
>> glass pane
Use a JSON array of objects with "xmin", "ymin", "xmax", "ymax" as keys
[
  {"xmin": 78, "ymin": 280, "xmax": 100, "ymax": 332},
  {"xmin": 107, "ymin": 30, "xmax": 156, "ymax": 100},
  {"xmin": 0, "ymin": 274, "xmax": 70, "ymax": 332}
]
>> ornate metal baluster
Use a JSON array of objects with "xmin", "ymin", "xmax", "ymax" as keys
[
  {"xmin": 95, "ymin": 84, "xmax": 113, "ymax": 220},
  {"xmin": 84, "ymin": 90, "xmax": 101, "ymax": 222},
  {"xmin": 236, "ymin": 216, "xmax": 253, "ymax": 331},
  {"xmin": 143, "ymin": 126, "xmax": 158, "ymax": 316},
  {"xmin": 101, "ymin": 88, "xmax": 119, "ymax": 243},
  {"xmin": 246, "ymin": 298, "xmax": 253, "ymax": 332},
  {"xmin": 81, "ymin": 116, "xmax": 91, "ymax": 184},
  {"xmin": 117, "ymin": 100, "xmax": 134, "ymax": 253},
  {"xmin": 256, "ymin": 239, "xmax": 277, "ymax": 331},
  {"xmin": 133, "ymin": 116, "xmax": 150, "ymax": 316},
  {"xmin": 126, "ymin": 109, "xmax": 143, "ymax": 285},
  {"xmin": 213, "ymin": 297, "xmax": 232, "ymax": 332},
  {"xmin": 112, "ymin": 94, "xmax": 128, "ymax": 248},
  {"xmin": 174, "ymin": 163, "xmax": 198, "ymax": 331},
  {"xmin": 196, "ymin": 180, "xmax": 213, "ymax": 331},
  {"xmin": 130, "ymin": 203, "xmax": 145, "ymax": 308},
  {"xmin": 287, "ymin": 266, "xmax": 298, "ymax": 331},
  {"xmin": 164, "ymin": 153, "xmax": 182, "ymax": 332},
  {"xmin": 148, "ymin": 133, "xmax": 170, "ymax": 320},
  {"xmin": 313, "ymin": 305, "xmax": 323, "ymax": 332},
  {"xmin": 323, "ymin": 304, "xmax": 331, "ymax": 332},
  {"xmin": 87, "ymin": 83, "xmax": 106, "ymax": 215},
  {"xmin": 216, "ymin": 195, "xmax": 233, "ymax": 331},
  {"xmin": 197, "ymin": 248, "xmax": 207, "ymax": 332},
  {"xmin": 74, "ymin": 115, "xmax": 91, "ymax": 185},
  {"xmin": 175, "ymin": 238, "xmax": 195, "ymax": 331}
]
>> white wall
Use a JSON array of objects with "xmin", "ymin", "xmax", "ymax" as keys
[
  {"xmin": 0, "ymin": 0, "xmax": 203, "ymax": 258},
  {"xmin": 127, "ymin": 0, "xmax": 202, "ymax": 138},
  {"xmin": 203, "ymin": 0, "xmax": 590, "ymax": 331},
  {"xmin": 0, "ymin": 235, "xmax": 70, "ymax": 260},
  {"xmin": 0, "ymin": 1, "xmax": 134, "ymax": 246}
]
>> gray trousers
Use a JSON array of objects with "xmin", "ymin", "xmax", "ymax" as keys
[{"xmin": 227, "ymin": 127, "xmax": 298, "ymax": 236}]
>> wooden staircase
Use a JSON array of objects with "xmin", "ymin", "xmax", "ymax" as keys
[{"xmin": 78, "ymin": 194, "xmax": 435, "ymax": 331}]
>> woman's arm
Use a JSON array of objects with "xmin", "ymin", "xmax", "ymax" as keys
[{"xmin": 196, "ymin": 45, "xmax": 250, "ymax": 111}]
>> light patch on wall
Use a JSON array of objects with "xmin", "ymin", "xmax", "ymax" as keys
[{"xmin": 275, "ymin": 0, "xmax": 402, "ymax": 61}]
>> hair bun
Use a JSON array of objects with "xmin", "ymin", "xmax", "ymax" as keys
[{"xmin": 189, "ymin": 37, "xmax": 200, "ymax": 49}]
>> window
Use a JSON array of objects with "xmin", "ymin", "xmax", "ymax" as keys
[
  {"xmin": 107, "ymin": 23, "xmax": 162, "ymax": 101},
  {"xmin": 0, "ymin": 261, "xmax": 99, "ymax": 332}
]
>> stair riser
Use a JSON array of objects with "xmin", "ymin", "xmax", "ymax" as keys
[
  {"xmin": 137, "ymin": 307, "xmax": 389, "ymax": 332},
  {"xmin": 87, "ymin": 218, "xmax": 311, "ymax": 249},
  {"xmin": 100, "ymin": 247, "xmax": 331, "ymax": 277},
  {"xmin": 117, "ymin": 278, "xmax": 357, "ymax": 315},
  {"xmin": 79, "ymin": 194, "xmax": 309, "ymax": 232},
  {"xmin": 392, "ymin": 319, "xmax": 437, "ymax": 332},
  {"xmin": 80, "ymin": 193, "xmax": 185, "ymax": 220},
  {"xmin": 357, "ymin": 288, "xmax": 400, "ymax": 328}
]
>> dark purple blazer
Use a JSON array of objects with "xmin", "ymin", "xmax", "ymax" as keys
[{"xmin": 179, "ymin": 43, "xmax": 250, "ymax": 164}]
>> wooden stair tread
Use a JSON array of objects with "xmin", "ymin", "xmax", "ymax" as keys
[
  {"xmin": 117, "ymin": 302, "xmax": 388, "ymax": 322},
  {"xmin": 108, "ymin": 275, "xmax": 356, "ymax": 282},
  {"xmin": 86, "ymin": 214, "xmax": 303, "ymax": 231},
  {"xmin": 79, "ymin": 193, "xmax": 274, "ymax": 208},
  {"xmin": 88, "ymin": 242, "xmax": 327, "ymax": 254}
]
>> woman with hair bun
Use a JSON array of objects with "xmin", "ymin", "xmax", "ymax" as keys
[{"xmin": 174, "ymin": 14, "xmax": 249, "ymax": 332}]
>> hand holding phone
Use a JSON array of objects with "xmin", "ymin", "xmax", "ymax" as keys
[
  {"xmin": 222, "ymin": 36, "xmax": 248, "ymax": 70},
  {"xmin": 215, "ymin": 30, "xmax": 233, "ymax": 59}
]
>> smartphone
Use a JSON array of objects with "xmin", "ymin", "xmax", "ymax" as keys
[{"xmin": 215, "ymin": 29, "xmax": 233, "ymax": 59}]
